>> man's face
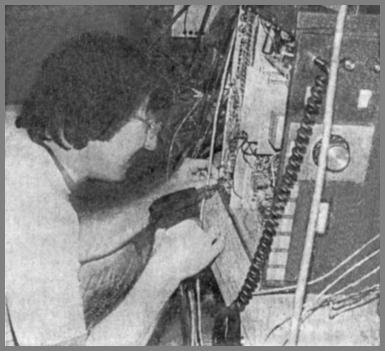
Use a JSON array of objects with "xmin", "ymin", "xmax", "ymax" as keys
[{"xmin": 85, "ymin": 112, "xmax": 161, "ymax": 182}]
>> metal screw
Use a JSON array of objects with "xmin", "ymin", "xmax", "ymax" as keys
[
  {"xmin": 343, "ymin": 58, "xmax": 356, "ymax": 71},
  {"xmin": 366, "ymin": 57, "xmax": 380, "ymax": 73}
]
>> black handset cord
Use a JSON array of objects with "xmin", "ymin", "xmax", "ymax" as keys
[{"xmin": 213, "ymin": 57, "xmax": 329, "ymax": 345}]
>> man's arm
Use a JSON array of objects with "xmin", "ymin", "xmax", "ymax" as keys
[
  {"xmin": 85, "ymin": 220, "xmax": 224, "ymax": 346},
  {"xmin": 85, "ymin": 252, "xmax": 179, "ymax": 345},
  {"xmin": 79, "ymin": 158, "xmax": 217, "ymax": 262},
  {"xmin": 79, "ymin": 178, "xmax": 176, "ymax": 262}
]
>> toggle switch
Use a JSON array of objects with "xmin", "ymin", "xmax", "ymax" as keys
[
  {"xmin": 341, "ymin": 57, "xmax": 356, "ymax": 71},
  {"xmin": 357, "ymin": 89, "xmax": 373, "ymax": 109},
  {"xmin": 316, "ymin": 202, "xmax": 330, "ymax": 235}
]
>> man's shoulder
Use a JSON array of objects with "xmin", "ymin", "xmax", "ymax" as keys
[
  {"xmin": 5, "ymin": 105, "xmax": 63, "ymax": 193},
  {"xmin": 5, "ymin": 104, "xmax": 77, "ymax": 237}
]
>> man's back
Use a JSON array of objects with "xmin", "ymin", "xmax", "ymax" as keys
[{"xmin": 5, "ymin": 106, "xmax": 86, "ymax": 345}]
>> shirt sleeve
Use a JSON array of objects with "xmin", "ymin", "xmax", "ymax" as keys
[{"xmin": 5, "ymin": 145, "xmax": 87, "ymax": 346}]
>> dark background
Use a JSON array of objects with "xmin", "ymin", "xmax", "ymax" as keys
[
  {"xmin": 5, "ymin": 5, "xmax": 379, "ymax": 105},
  {"xmin": 5, "ymin": 5, "xmax": 172, "ymax": 104},
  {"xmin": 5, "ymin": 5, "xmax": 237, "ymax": 104}
]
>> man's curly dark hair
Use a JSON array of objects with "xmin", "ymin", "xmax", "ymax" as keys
[{"xmin": 16, "ymin": 31, "xmax": 168, "ymax": 150}]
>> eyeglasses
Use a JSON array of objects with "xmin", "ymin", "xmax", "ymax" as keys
[
  {"xmin": 133, "ymin": 116, "xmax": 162, "ymax": 151},
  {"xmin": 133, "ymin": 116, "xmax": 162, "ymax": 136}
]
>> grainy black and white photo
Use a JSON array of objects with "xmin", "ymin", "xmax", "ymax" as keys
[{"xmin": 4, "ymin": 4, "xmax": 380, "ymax": 346}]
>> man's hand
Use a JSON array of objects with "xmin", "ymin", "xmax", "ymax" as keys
[
  {"xmin": 150, "ymin": 219, "xmax": 225, "ymax": 283},
  {"xmin": 168, "ymin": 158, "xmax": 218, "ymax": 193}
]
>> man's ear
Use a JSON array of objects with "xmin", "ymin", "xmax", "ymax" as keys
[{"xmin": 137, "ymin": 95, "xmax": 150, "ymax": 120}]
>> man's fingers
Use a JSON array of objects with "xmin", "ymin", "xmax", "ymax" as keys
[
  {"xmin": 206, "ymin": 166, "xmax": 219, "ymax": 180},
  {"xmin": 186, "ymin": 158, "xmax": 218, "ymax": 177},
  {"xmin": 191, "ymin": 167, "xmax": 219, "ymax": 183},
  {"xmin": 185, "ymin": 158, "xmax": 210, "ymax": 169},
  {"xmin": 179, "ymin": 158, "xmax": 220, "ymax": 188}
]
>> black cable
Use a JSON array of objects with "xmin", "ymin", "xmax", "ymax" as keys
[
  {"xmin": 233, "ymin": 58, "xmax": 328, "ymax": 311},
  {"xmin": 212, "ymin": 57, "xmax": 329, "ymax": 345}
]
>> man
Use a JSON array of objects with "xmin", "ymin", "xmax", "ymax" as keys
[{"xmin": 5, "ymin": 32, "xmax": 224, "ymax": 346}]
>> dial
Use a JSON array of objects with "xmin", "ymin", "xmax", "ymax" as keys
[{"xmin": 312, "ymin": 134, "xmax": 350, "ymax": 173}]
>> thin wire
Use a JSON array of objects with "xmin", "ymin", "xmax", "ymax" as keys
[
  {"xmin": 287, "ymin": 6, "xmax": 348, "ymax": 345},
  {"xmin": 280, "ymin": 300, "xmax": 377, "ymax": 345},
  {"xmin": 163, "ymin": 95, "xmax": 201, "ymax": 349},
  {"xmin": 166, "ymin": 98, "xmax": 203, "ymax": 180},
  {"xmin": 202, "ymin": 26, "xmax": 237, "ymax": 201},
  {"xmin": 331, "ymin": 295, "xmax": 379, "ymax": 318},
  {"xmin": 314, "ymin": 249, "xmax": 379, "ymax": 302},
  {"xmin": 265, "ymin": 273, "xmax": 380, "ymax": 344},
  {"xmin": 264, "ymin": 315, "xmax": 291, "ymax": 342},
  {"xmin": 285, "ymin": 258, "xmax": 380, "ymax": 338},
  {"xmin": 231, "ymin": 184, "xmax": 243, "ymax": 200},
  {"xmin": 179, "ymin": 26, "xmax": 235, "ymax": 341},
  {"xmin": 329, "ymin": 287, "xmax": 379, "ymax": 318},
  {"xmin": 330, "ymin": 283, "xmax": 380, "ymax": 306},
  {"xmin": 253, "ymin": 233, "xmax": 380, "ymax": 296},
  {"xmin": 187, "ymin": 288, "xmax": 198, "ymax": 346},
  {"xmin": 195, "ymin": 26, "xmax": 237, "ymax": 345},
  {"xmin": 195, "ymin": 278, "xmax": 203, "ymax": 346},
  {"xmin": 297, "ymin": 253, "xmax": 380, "ymax": 330},
  {"xmin": 301, "ymin": 286, "xmax": 380, "ymax": 329},
  {"xmin": 328, "ymin": 286, "xmax": 379, "ymax": 317},
  {"xmin": 331, "ymin": 267, "xmax": 380, "ymax": 297},
  {"xmin": 329, "ymin": 283, "xmax": 380, "ymax": 309}
]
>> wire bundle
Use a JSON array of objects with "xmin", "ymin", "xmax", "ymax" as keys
[{"xmin": 263, "ymin": 234, "xmax": 380, "ymax": 345}]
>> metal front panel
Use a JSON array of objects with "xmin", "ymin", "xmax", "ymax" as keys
[{"xmin": 265, "ymin": 12, "xmax": 380, "ymax": 292}]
